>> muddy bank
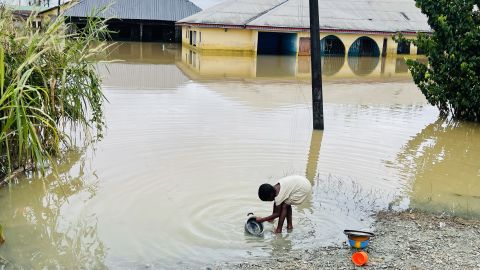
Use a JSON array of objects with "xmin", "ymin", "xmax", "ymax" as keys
[{"xmin": 217, "ymin": 210, "xmax": 480, "ymax": 269}]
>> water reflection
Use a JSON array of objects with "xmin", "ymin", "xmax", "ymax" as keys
[
  {"xmin": 397, "ymin": 119, "xmax": 480, "ymax": 217},
  {"xmin": 98, "ymin": 42, "xmax": 188, "ymax": 89},
  {"xmin": 105, "ymin": 42, "xmax": 181, "ymax": 64},
  {"xmin": 0, "ymin": 42, "xmax": 461, "ymax": 269},
  {"xmin": 348, "ymin": 57, "xmax": 379, "ymax": 76},
  {"xmin": 178, "ymin": 46, "xmax": 419, "ymax": 81},
  {"xmin": 0, "ymin": 150, "xmax": 106, "ymax": 269},
  {"xmin": 256, "ymin": 55, "xmax": 297, "ymax": 78},
  {"xmin": 306, "ymin": 131, "xmax": 323, "ymax": 182}
]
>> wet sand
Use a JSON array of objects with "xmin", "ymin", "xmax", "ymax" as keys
[{"xmin": 220, "ymin": 210, "xmax": 480, "ymax": 270}]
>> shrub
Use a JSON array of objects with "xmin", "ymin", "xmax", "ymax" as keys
[
  {"xmin": 398, "ymin": 0, "xmax": 480, "ymax": 121},
  {"xmin": 0, "ymin": 7, "xmax": 110, "ymax": 180}
]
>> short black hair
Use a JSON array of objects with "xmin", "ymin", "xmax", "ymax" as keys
[{"xmin": 258, "ymin": 183, "xmax": 276, "ymax": 201}]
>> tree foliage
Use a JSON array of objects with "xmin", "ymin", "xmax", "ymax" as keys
[{"xmin": 399, "ymin": 0, "xmax": 480, "ymax": 121}]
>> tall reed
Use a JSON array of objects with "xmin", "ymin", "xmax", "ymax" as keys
[{"xmin": 0, "ymin": 6, "xmax": 110, "ymax": 180}]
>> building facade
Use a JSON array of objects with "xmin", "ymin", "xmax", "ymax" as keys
[
  {"xmin": 177, "ymin": 0, "xmax": 431, "ymax": 56},
  {"xmin": 65, "ymin": 0, "xmax": 201, "ymax": 42}
]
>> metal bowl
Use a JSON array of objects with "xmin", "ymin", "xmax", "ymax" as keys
[
  {"xmin": 245, "ymin": 213, "xmax": 264, "ymax": 236},
  {"xmin": 344, "ymin": 230, "xmax": 375, "ymax": 249}
]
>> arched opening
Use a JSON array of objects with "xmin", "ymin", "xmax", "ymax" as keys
[
  {"xmin": 348, "ymin": 36, "xmax": 380, "ymax": 57},
  {"xmin": 321, "ymin": 35, "xmax": 345, "ymax": 56}
]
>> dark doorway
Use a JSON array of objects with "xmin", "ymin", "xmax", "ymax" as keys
[
  {"xmin": 257, "ymin": 32, "xmax": 297, "ymax": 55},
  {"xmin": 69, "ymin": 18, "xmax": 178, "ymax": 42},
  {"xmin": 348, "ymin": 36, "xmax": 380, "ymax": 57},
  {"xmin": 142, "ymin": 24, "xmax": 175, "ymax": 42},
  {"xmin": 108, "ymin": 22, "xmax": 135, "ymax": 41},
  {"xmin": 397, "ymin": 40, "xmax": 411, "ymax": 54},
  {"xmin": 382, "ymin": 38, "xmax": 387, "ymax": 57}
]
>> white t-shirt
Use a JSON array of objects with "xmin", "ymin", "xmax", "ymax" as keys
[{"xmin": 274, "ymin": 175, "xmax": 312, "ymax": 205}]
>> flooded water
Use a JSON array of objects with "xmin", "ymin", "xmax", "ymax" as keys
[{"xmin": 0, "ymin": 42, "xmax": 479, "ymax": 269}]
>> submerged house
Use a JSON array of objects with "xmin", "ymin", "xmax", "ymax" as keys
[
  {"xmin": 177, "ymin": 0, "xmax": 431, "ymax": 56},
  {"xmin": 10, "ymin": 2, "xmax": 74, "ymax": 27},
  {"xmin": 65, "ymin": 0, "xmax": 201, "ymax": 42}
]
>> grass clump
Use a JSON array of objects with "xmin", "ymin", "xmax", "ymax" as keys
[{"xmin": 0, "ymin": 6, "xmax": 110, "ymax": 181}]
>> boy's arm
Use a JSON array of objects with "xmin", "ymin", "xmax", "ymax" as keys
[{"xmin": 256, "ymin": 203, "xmax": 281, "ymax": 223}]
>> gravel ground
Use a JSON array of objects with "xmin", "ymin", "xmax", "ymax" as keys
[{"xmin": 217, "ymin": 210, "xmax": 480, "ymax": 270}]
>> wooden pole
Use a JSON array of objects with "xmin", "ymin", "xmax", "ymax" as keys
[
  {"xmin": 309, "ymin": 0, "xmax": 324, "ymax": 130},
  {"xmin": 57, "ymin": 0, "xmax": 60, "ymax": 16}
]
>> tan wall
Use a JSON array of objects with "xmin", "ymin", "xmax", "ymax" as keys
[
  {"xmin": 298, "ymin": 32, "xmax": 409, "ymax": 56},
  {"xmin": 181, "ymin": 25, "xmax": 420, "ymax": 55},
  {"xmin": 182, "ymin": 26, "xmax": 258, "ymax": 52}
]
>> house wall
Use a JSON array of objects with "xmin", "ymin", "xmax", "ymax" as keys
[
  {"xmin": 40, "ymin": 0, "xmax": 79, "ymax": 19},
  {"xmin": 181, "ymin": 25, "xmax": 420, "ymax": 55},
  {"xmin": 297, "ymin": 32, "xmax": 410, "ymax": 56},
  {"xmin": 182, "ymin": 26, "xmax": 258, "ymax": 52}
]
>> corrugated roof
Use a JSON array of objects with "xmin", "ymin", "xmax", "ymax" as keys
[
  {"xmin": 65, "ymin": 0, "xmax": 201, "ymax": 22},
  {"xmin": 178, "ymin": 0, "xmax": 431, "ymax": 33},
  {"xmin": 8, "ymin": 5, "xmax": 48, "ymax": 12},
  {"xmin": 177, "ymin": 0, "xmax": 287, "ymax": 26}
]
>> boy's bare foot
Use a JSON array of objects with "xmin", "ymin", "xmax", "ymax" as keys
[{"xmin": 287, "ymin": 225, "xmax": 293, "ymax": 231}]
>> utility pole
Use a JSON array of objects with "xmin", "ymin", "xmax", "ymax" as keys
[
  {"xmin": 309, "ymin": 0, "xmax": 324, "ymax": 130},
  {"xmin": 57, "ymin": 0, "xmax": 61, "ymax": 16}
]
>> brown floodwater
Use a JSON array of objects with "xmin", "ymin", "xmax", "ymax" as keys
[{"xmin": 0, "ymin": 42, "xmax": 479, "ymax": 269}]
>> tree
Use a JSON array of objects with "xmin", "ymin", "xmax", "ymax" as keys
[{"xmin": 399, "ymin": 0, "xmax": 480, "ymax": 121}]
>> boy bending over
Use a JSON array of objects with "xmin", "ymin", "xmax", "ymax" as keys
[{"xmin": 256, "ymin": 175, "xmax": 312, "ymax": 233}]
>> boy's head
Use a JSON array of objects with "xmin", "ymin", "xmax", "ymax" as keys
[{"xmin": 258, "ymin": 183, "xmax": 276, "ymax": 201}]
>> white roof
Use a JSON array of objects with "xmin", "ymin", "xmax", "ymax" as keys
[
  {"xmin": 178, "ymin": 0, "xmax": 431, "ymax": 33},
  {"xmin": 178, "ymin": 0, "xmax": 287, "ymax": 25}
]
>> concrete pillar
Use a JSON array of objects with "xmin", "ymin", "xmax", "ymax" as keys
[
  {"xmin": 252, "ymin": 30, "xmax": 259, "ymax": 52},
  {"xmin": 386, "ymin": 36, "xmax": 398, "ymax": 56},
  {"xmin": 339, "ymin": 34, "xmax": 357, "ymax": 55},
  {"xmin": 410, "ymin": 43, "xmax": 418, "ymax": 55}
]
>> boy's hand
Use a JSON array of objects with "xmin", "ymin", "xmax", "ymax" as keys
[{"xmin": 256, "ymin": 217, "xmax": 264, "ymax": 223}]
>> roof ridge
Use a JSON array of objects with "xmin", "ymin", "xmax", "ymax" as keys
[{"xmin": 243, "ymin": 0, "xmax": 290, "ymax": 27}]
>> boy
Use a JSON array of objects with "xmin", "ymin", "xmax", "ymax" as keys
[{"xmin": 256, "ymin": 175, "xmax": 312, "ymax": 233}]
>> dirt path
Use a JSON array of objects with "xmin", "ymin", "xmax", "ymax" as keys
[{"xmin": 218, "ymin": 210, "xmax": 480, "ymax": 269}]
